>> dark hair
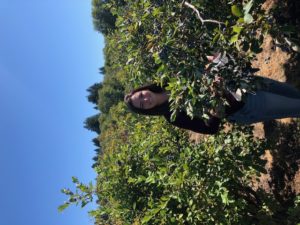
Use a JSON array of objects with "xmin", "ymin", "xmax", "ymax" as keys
[{"xmin": 124, "ymin": 84, "xmax": 170, "ymax": 115}]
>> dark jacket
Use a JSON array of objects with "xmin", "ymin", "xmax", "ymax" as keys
[
  {"xmin": 164, "ymin": 112, "xmax": 221, "ymax": 134},
  {"xmin": 163, "ymin": 90, "xmax": 244, "ymax": 134},
  {"xmin": 131, "ymin": 84, "xmax": 245, "ymax": 134}
]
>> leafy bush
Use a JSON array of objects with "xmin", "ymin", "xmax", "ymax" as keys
[
  {"xmin": 94, "ymin": 105, "xmax": 275, "ymax": 224},
  {"xmin": 109, "ymin": 0, "xmax": 273, "ymax": 119}
]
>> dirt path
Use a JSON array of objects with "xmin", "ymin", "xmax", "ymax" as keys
[{"xmin": 250, "ymin": 0, "xmax": 300, "ymax": 200}]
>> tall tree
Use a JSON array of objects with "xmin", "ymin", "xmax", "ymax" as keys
[
  {"xmin": 98, "ymin": 66, "xmax": 105, "ymax": 75},
  {"xmin": 87, "ymin": 82, "xmax": 103, "ymax": 105},
  {"xmin": 92, "ymin": 137, "xmax": 101, "ymax": 147},
  {"xmin": 92, "ymin": 0, "xmax": 117, "ymax": 35},
  {"xmin": 98, "ymin": 77, "xmax": 124, "ymax": 114},
  {"xmin": 84, "ymin": 114, "xmax": 101, "ymax": 134}
]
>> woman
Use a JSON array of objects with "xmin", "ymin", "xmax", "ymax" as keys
[{"xmin": 124, "ymin": 76, "xmax": 300, "ymax": 134}]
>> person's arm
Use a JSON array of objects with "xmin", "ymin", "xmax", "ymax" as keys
[{"xmin": 164, "ymin": 111, "xmax": 221, "ymax": 134}]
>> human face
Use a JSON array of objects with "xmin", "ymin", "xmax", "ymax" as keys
[{"xmin": 130, "ymin": 90, "xmax": 157, "ymax": 110}]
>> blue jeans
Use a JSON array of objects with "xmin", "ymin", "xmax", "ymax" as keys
[{"xmin": 228, "ymin": 77, "xmax": 300, "ymax": 124}]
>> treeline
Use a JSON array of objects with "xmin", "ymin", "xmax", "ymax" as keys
[
  {"xmin": 84, "ymin": 63, "xmax": 124, "ymax": 168},
  {"xmin": 84, "ymin": 0, "xmax": 129, "ymax": 171},
  {"xmin": 78, "ymin": 0, "xmax": 300, "ymax": 224}
]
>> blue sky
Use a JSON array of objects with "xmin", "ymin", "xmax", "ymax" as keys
[{"xmin": 0, "ymin": 1, "xmax": 104, "ymax": 224}]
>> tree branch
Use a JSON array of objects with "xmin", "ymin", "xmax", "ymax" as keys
[{"xmin": 182, "ymin": 1, "xmax": 225, "ymax": 26}]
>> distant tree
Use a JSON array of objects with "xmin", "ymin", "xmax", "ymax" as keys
[
  {"xmin": 98, "ymin": 77, "xmax": 124, "ymax": 114},
  {"xmin": 92, "ymin": 148, "xmax": 102, "ymax": 169},
  {"xmin": 99, "ymin": 66, "xmax": 105, "ymax": 75},
  {"xmin": 92, "ymin": 156, "xmax": 99, "ymax": 162},
  {"xmin": 94, "ymin": 148, "xmax": 102, "ymax": 155},
  {"xmin": 92, "ymin": 0, "xmax": 117, "ymax": 35},
  {"xmin": 84, "ymin": 114, "xmax": 101, "ymax": 134},
  {"xmin": 92, "ymin": 137, "xmax": 100, "ymax": 147},
  {"xmin": 92, "ymin": 162, "xmax": 99, "ymax": 169},
  {"xmin": 87, "ymin": 82, "xmax": 103, "ymax": 105}
]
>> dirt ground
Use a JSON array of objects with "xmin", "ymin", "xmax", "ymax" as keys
[{"xmin": 190, "ymin": 0, "xmax": 300, "ymax": 209}]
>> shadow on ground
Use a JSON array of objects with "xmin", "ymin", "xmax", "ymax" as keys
[
  {"xmin": 265, "ymin": 0, "xmax": 300, "ymax": 206},
  {"xmin": 263, "ymin": 119, "xmax": 300, "ymax": 220}
]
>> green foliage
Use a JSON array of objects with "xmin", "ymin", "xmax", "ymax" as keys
[
  {"xmin": 87, "ymin": 82, "xmax": 103, "ymax": 106},
  {"xmin": 98, "ymin": 76, "xmax": 124, "ymax": 114},
  {"xmin": 111, "ymin": 0, "xmax": 271, "ymax": 120},
  {"xmin": 92, "ymin": 0, "xmax": 118, "ymax": 35},
  {"xmin": 58, "ymin": 177, "xmax": 95, "ymax": 212},
  {"xmin": 84, "ymin": 114, "xmax": 101, "ymax": 134},
  {"xmin": 287, "ymin": 195, "xmax": 300, "ymax": 224},
  {"xmin": 95, "ymin": 110, "xmax": 277, "ymax": 224},
  {"xmin": 92, "ymin": 137, "xmax": 101, "ymax": 147},
  {"xmin": 268, "ymin": 1, "xmax": 300, "ymax": 53}
]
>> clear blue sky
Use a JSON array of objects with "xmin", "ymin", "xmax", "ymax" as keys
[{"xmin": 0, "ymin": 1, "xmax": 104, "ymax": 224}]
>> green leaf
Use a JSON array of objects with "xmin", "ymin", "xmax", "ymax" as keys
[
  {"xmin": 231, "ymin": 5, "xmax": 243, "ymax": 17},
  {"xmin": 221, "ymin": 190, "xmax": 229, "ymax": 205},
  {"xmin": 133, "ymin": 202, "xmax": 136, "ymax": 210},
  {"xmin": 58, "ymin": 203, "xmax": 69, "ymax": 212},
  {"xmin": 183, "ymin": 163, "xmax": 189, "ymax": 171},
  {"xmin": 72, "ymin": 176, "xmax": 79, "ymax": 184},
  {"xmin": 61, "ymin": 188, "xmax": 69, "ymax": 194},
  {"xmin": 88, "ymin": 210, "xmax": 99, "ymax": 217},
  {"xmin": 212, "ymin": 33, "xmax": 220, "ymax": 44},
  {"xmin": 146, "ymin": 35, "xmax": 153, "ymax": 40},
  {"xmin": 230, "ymin": 34, "xmax": 239, "ymax": 44},
  {"xmin": 152, "ymin": 8, "xmax": 161, "ymax": 16},
  {"xmin": 89, "ymin": 181, "xmax": 93, "ymax": 190},
  {"xmin": 237, "ymin": 18, "xmax": 245, "ymax": 23},
  {"xmin": 80, "ymin": 184, "xmax": 89, "ymax": 192},
  {"xmin": 145, "ymin": 175, "xmax": 155, "ymax": 184},
  {"xmin": 151, "ymin": 208, "xmax": 161, "ymax": 215},
  {"xmin": 232, "ymin": 26, "xmax": 243, "ymax": 34},
  {"xmin": 88, "ymin": 210, "xmax": 100, "ymax": 218},
  {"xmin": 157, "ymin": 64, "xmax": 166, "ymax": 73},
  {"xmin": 81, "ymin": 201, "xmax": 88, "ymax": 208},
  {"xmin": 244, "ymin": 14, "xmax": 253, "ymax": 24},
  {"xmin": 243, "ymin": 0, "xmax": 253, "ymax": 15},
  {"xmin": 153, "ymin": 52, "xmax": 161, "ymax": 64},
  {"xmin": 127, "ymin": 177, "xmax": 136, "ymax": 183},
  {"xmin": 142, "ymin": 215, "xmax": 153, "ymax": 224}
]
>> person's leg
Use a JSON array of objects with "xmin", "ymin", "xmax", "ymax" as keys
[
  {"xmin": 228, "ymin": 91, "xmax": 300, "ymax": 124},
  {"xmin": 263, "ymin": 91, "xmax": 300, "ymax": 119},
  {"xmin": 257, "ymin": 76, "xmax": 300, "ymax": 99}
]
